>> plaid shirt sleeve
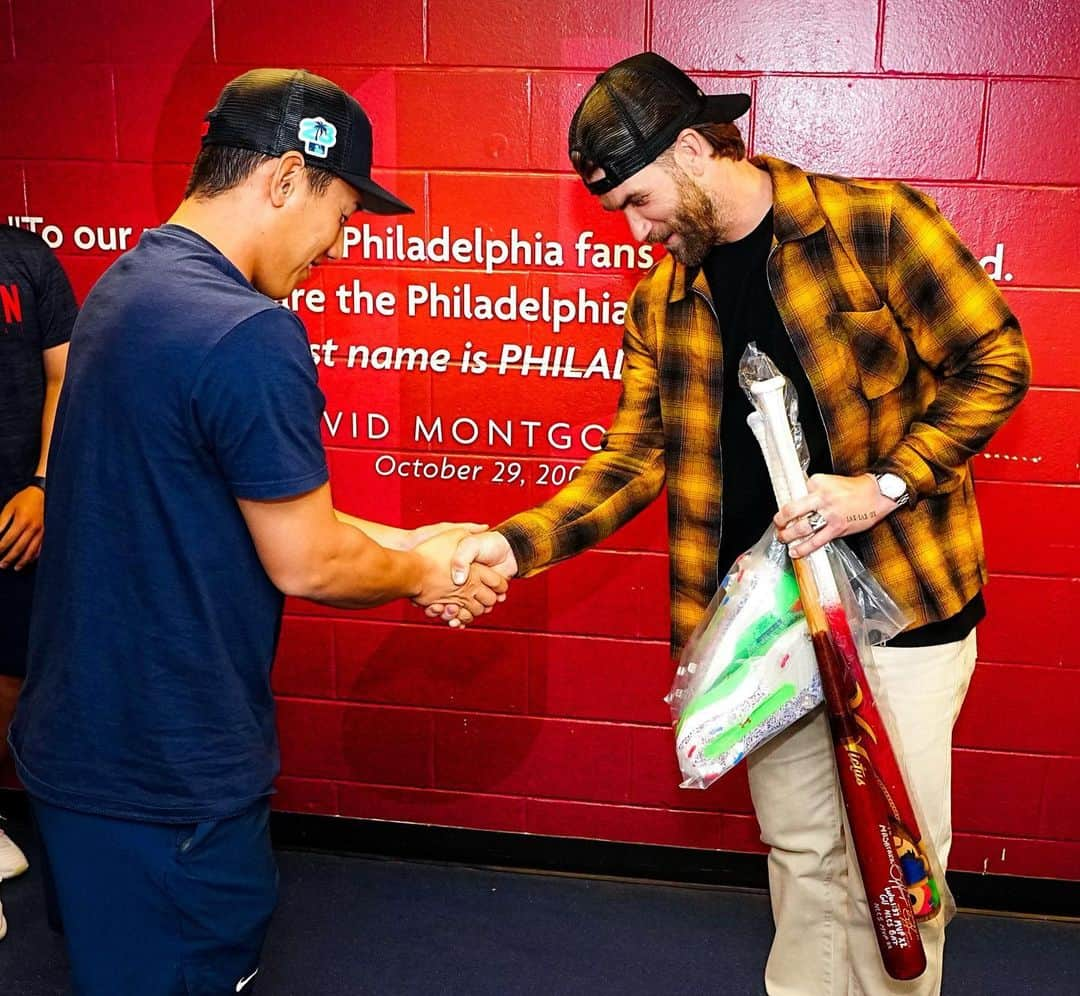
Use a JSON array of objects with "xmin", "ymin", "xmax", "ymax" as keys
[
  {"xmin": 873, "ymin": 183, "xmax": 1032, "ymax": 499},
  {"xmin": 496, "ymin": 287, "xmax": 667, "ymax": 575}
]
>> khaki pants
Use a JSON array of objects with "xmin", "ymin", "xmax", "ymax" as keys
[{"xmin": 746, "ymin": 632, "xmax": 978, "ymax": 996}]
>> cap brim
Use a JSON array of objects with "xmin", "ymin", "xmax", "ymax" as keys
[
  {"xmin": 697, "ymin": 93, "xmax": 751, "ymax": 124},
  {"xmin": 342, "ymin": 173, "xmax": 415, "ymax": 215}
]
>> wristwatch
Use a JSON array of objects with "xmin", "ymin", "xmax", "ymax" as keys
[
  {"xmin": 873, "ymin": 472, "xmax": 909, "ymax": 507},
  {"xmin": 29, "ymin": 475, "xmax": 46, "ymax": 493}
]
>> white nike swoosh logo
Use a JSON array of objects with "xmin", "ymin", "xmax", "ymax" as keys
[{"xmin": 236, "ymin": 967, "xmax": 259, "ymax": 992}]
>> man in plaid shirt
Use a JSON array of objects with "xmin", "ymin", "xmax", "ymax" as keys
[{"xmin": 443, "ymin": 53, "xmax": 1030, "ymax": 995}]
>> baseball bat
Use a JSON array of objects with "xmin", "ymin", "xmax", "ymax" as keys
[
  {"xmin": 748, "ymin": 379, "xmax": 927, "ymax": 981},
  {"xmin": 747, "ymin": 393, "xmax": 942, "ymax": 922}
]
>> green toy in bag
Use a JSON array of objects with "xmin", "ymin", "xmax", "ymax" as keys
[{"xmin": 666, "ymin": 530, "xmax": 822, "ymax": 788}]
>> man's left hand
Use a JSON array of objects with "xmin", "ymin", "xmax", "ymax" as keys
[
  {"xmin": 0, "ymin": 485, "xmax": 46, "ymax": 570},
  {"xmin": 774, "ymin": 472, "xmax": 898, "ymax": 558}
]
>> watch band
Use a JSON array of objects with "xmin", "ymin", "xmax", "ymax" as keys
[{"xmin": 30, "ymin": 475, "xmax": 46, "ymax": 493}]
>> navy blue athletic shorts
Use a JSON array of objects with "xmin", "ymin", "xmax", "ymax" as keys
[
  {"xmin": 0, "ymin": 562, "xmax": 36, "ymax": 678},
  {"xmin": 31, "ymin": 796, "xmax": 277, "ymax": 995}
]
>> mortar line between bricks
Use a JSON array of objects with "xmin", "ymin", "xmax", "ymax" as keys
[
  {"xmin": 285, "ymin": 615, "xmax": 673, "ymax": 641},
  {"xmin": 322, "ymin": 779, "xmax": 752, "ymax": 816},
  {"xmin": 277, "ymin": 696, "xmax": 673, "ymax": 728}
]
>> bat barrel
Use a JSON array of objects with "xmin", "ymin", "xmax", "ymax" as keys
[{"xmin": 816, "ymin": 631, "xmax": 927, "ymax": 980}]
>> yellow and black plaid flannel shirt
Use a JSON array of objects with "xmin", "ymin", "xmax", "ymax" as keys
[{"xmin": 498, "ymin": 157, "xmax": 1031, "ymax": 655}]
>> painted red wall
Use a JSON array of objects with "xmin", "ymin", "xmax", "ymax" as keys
[{"xmin": 2, "ymin": 0, "xmax": 1077, "ymax": 881}]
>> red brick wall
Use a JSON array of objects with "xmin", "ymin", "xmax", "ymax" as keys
[{"xmin": 2, "ymin": 0, "xmax": 1077, "ymax": 880}]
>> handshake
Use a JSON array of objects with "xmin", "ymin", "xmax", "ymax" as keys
[{"xmin": 405, "ymin": 523, "xmax": 518, "ymax": 629}]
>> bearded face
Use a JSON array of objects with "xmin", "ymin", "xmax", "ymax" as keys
[
  {"xmin": 647, "ymin": 164, "xmax": 724, "ymax": 267},
  {"xmin": 596, "ymin": 154, "xmax": 742, "ymax": 266}
]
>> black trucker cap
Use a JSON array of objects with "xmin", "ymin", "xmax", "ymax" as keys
[
  {"xmin": 202, "ymin": 68, "xmax": 413, "ymax": 215},
  {"xmin": 568, "ymin": 52, "xmax": 750, "ymax": 195}
]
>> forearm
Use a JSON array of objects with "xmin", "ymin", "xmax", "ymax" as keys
[
  {"xmin": 334, "ymin": 508, "xmax": 411, "ymax": 550},
  {"xmin": 497, "ymin": 444, "xmax": 665, "ymax": 575},
  {"xmin": 240, "ymin": 485, "xmax": 425, "ymax": 608},
  {"xmin": 35, "ymin": 383, "xmax": 62, "ymax": 476},
  {"xmin": 291, "ymin": 520, "xmax": 425, "ymax": 608},
  {"xmin": 500, "ymin": 293, "xmax": 667, "ymax": 574},
  {"xmin": 876, "ymin": 322, "xmax": 1031, "ymax": 498},
  {"xmin": 37, "ymin": 347, "xmax": 68, "ymax": 477}
]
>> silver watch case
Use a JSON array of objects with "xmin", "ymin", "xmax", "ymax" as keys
[{"xmin": 874, "ymin": 472, "xmax": 910, "ymax": 507}]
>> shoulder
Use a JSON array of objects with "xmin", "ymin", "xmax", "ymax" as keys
[
  {"xmin": 809, "ymin": 171, "xmax": 893, "ymax": 211},
  {"xmin": 0, "ymin": 225, "xmax": 61, "ymax": 271},
  {"xmin": 808, "ymin": 172, "xmax": 940, "ymax": 226},
  {"xmin": 212, "ymin": 305, "xmax": 310, "ymax": 366},
  {"xmin": 230, "ymin": 301, "xmax": 305, "ymax": 334},
  {"xmin": 191, "ymin": 304, "xmax": 321, "ymax": 423},
  {"xmin": 0, "ymin": 225, "xmax": 50, "ymax": 252},
  {"xmin": 626, "ymin": 254, "xmax": 678, "ymax": 321},
  {"xmin": 120, "ymin": 229, "xmax": 307, "ymax": 344}
]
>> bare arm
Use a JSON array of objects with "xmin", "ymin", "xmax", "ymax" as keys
[
  {"xmin": 238, "ymin": 483, "xmax": 506, "ymax": 612},
  {"xmin": 333, "ymin": 509, "xmax": 488, "ymax": 552},
  {"xmin": 333, "ymin": 508, "xmax": 413, "ymax": 551},
  {"xmin": 37, "ymin": 342, "xmax": 68, "ymax": 476},
  {"xmin": 0, "ymin": 342, "xmax": 70, "ymax": 570}
]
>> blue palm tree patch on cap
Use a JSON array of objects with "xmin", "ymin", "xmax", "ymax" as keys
[{"xmin": 298, "ymin": 117, "xmax": 337, "ymax": 158}]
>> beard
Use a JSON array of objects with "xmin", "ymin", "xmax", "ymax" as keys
[{"xmin": 656, "ymin": 168, "xmax": 721, "ymax": 267}]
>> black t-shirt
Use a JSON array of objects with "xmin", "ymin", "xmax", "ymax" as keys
[
  {"xmin": 703, "ymin": 209, "xmax": 833, "ymax": 583},
  {"xmin": 700, "ymin": 210, "xmax": 982, "ymax": 647},
  {"xmin": 0, "ymin": 226, "xmax": 77, "ymax": 504}
]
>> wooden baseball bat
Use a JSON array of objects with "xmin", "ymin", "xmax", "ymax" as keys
[
  {"xmin": 747, "ymin": 396, "xmax": 941, "ymax": 922},
  {"xmin": 748, "ymin": 380, "xmax": 927, "ymax": 981}
]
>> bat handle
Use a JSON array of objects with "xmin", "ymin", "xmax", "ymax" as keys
[
  {"xmin": 748, "ymin": 381, "xmax": 841, "ymax": 605},
  {"xmin": 749, "ymin": 377, "xmax": 808, "ymax": 501},
  {"xmin": 747, "ymin": 413, "xmax": 791, "ymax": 508}
]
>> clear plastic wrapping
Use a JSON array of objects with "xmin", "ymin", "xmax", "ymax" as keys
[{"xmin": 667, "ymin": 528, "xmax": 907, "ymax": 789}]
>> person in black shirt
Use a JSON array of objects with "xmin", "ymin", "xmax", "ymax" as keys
[
  {"xmin": 0, "ymin": 225, "xmax": 75, "ymax": 939},
  {"xmin": 445, "ymin": 53, "xmax": 1029, "ymax": 996}
]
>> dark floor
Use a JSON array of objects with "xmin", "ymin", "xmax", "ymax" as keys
[{"xmin": 0, "ymin": 817, "xmax": 1077, "ymax": 995}]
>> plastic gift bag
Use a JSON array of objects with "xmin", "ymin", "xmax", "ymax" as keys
[
  {"xmin": 667, "ymin": 530, "xmax": 907, "ymax": 790},
  {"xmin": 666, "ymin": 530, "xmax": 816, "ymax": 788}
]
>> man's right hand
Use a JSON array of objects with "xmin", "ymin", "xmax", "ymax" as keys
[
  {"xmin": 425, "ymin": 531, "xmax": 519, "ymax": 627},
  {"xmin": 412, "ymin": 528, "xmax": 509, "ymax": 625},
  {"xmin": 0, "ymin": 485, "xmax": 46, "ymax": 571}
]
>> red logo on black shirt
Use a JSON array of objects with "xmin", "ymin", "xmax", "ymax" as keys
[{"xmin": 1, "ymin": 283, "xmax": 22, "ymax": 326}]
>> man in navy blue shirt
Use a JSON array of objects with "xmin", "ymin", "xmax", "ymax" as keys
[{"xmin": 9, "ymin": 69, "xmax": 506, "ymax": 994}]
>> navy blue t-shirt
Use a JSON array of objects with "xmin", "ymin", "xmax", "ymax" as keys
[{"xmin": 10, "ymin": 225, "xmax": 329, "ymax": 822}]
